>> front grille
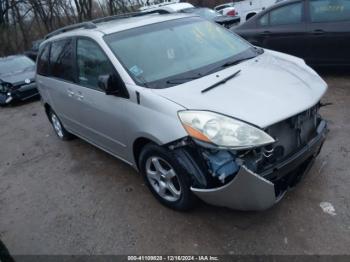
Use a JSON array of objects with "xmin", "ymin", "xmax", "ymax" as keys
[
  {"xmin": 16, "ymin": 82, "xmax": 36, "ymax": 89},
  {"xmin": 255, "ymin": 104, "xmax": 321, "ymax": 173},
  {"xmin": 11, "ymin": 83, "xmax": 37, "ymax": 100}
]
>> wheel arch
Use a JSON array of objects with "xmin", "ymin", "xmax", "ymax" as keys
[
  {"xmin": 133, "ymin": 137, "xmax": 158, "ymax": 170},
  {"xmin": 44, "ymin": 103, "xmax": 52, "ymax": 121}
]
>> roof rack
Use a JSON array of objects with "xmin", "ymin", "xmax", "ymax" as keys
[
  {"xmin": 45, "ymin": 11, "xmax": 166, "ymax": 40},
  {"xmin": 45, "ymin": 22, "xmax": 97, "ymax": 39}
]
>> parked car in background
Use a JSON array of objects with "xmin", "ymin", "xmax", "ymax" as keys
[
  {"xmin": 181, "ymin": 7, "xmax": 240, "ymax": 28},
  {"xmin": 24, "ymin": 39, "xmax": 43, "ymax": 61},
  {"xmin": 0, "ymin": 55, "xmax": 38, "ymax": 106},
  {"xmin": 229, "ymin": 0, "xmax": 277, "ymax": 24},
  {"xmin": 38, "ymin": 13, "xmax": 328, "ymax": 211},
  {"xmin": 141, "ymin": 3, "xmax": 240, "ymax": 28},
  {"xmin": 234, "ymin": 0, "xmax": 350, "ymax": 66},
  {"xmin": 140, "ymin": 2, "xmax": 194, "ymax": 13},
  {"xmin": 214, "ymin": 3, "xmax": 237, "ymax": 16}
]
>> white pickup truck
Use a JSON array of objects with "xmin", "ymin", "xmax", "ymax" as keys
[{"xmin": 215, "ymin": 0, "xmax": 279, "ymax": 25}]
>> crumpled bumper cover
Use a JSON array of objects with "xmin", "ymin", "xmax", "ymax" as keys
[
  {"xmin": 191, "ymin": 120, "xmax": 328, "ymax": 211},
  {"xmin": 0, "ymin": 83, "xmax": 38, "ymax": 105},
  {"xmin": 0, "ymin": 93, "xmax": 13, "ymax": 105}
]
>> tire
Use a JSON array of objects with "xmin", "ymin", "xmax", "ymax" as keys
[
  {"xmin": 139, "ymin": 143, "xmax": 197, "ymax": 211},
  {"xmin": 49, "ymin": 110, "xmax": 74, "ymax": 140}
]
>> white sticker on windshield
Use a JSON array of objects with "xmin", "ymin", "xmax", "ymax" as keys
[
  {"xmin": 129, "ymin": 65, "xmax": 143, "ymax": 77},
  {"xmin": 167, "ymin": 48, "xmax": 175, "ymax": 59}
]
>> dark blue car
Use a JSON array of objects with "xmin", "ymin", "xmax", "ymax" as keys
[{"xmin": 0, "ymin": 55, "xmax": 39, "ymax": 105}]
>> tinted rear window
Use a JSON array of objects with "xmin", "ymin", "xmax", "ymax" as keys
[
  {"xmin": 37, "ymin": 44, "xmax": 50, "ymax": 76},
  {"xmin": 50, "ymin": 38, "xmax": 75, "ymax": 82}
]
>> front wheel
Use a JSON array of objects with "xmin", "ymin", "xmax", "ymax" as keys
[{"xmin": 139, "ymin": 144, "xmax": 197, "ymax": 211}]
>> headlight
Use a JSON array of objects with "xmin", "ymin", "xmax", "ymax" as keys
[{"xmin": 178, "ymin": 110, "xmax": 275, "ymax": 149}]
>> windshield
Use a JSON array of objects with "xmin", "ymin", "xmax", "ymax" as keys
[
  {"xmin": 104, "ymin": 17, "xmax": 256, "ymax": 88},
  {"xmin": 0, "ymin": 56, "xmax": 35, "ymax": 76},
  {"xmin": 182, "ymin": 8, "xmax": 221, "ymax": 19}
]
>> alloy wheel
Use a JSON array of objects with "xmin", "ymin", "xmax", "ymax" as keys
[
  {"xmin": 51, "ymin": 113, "xmax": 64, "ymax": 138},
  {"xmin": 145, "ymin": 156, "xmax": 181, "ymax": 202}
]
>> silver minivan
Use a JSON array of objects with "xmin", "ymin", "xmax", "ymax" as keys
[{"xmin": 37, "ymin": 13, "xmax": 328, "ymax": 211}]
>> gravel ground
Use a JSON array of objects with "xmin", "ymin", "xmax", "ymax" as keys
[{"xmin": 0, "ymin": 71, "xmax": 349, "ymax": 255}]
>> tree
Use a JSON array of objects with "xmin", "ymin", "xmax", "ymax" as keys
[{"xmin": 74, "ymin": 0, "xmax": 92, "ymax": 21}]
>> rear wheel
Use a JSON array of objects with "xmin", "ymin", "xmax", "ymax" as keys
[
  {"xmin": 49, "ymin": 110, "xmax": 73, "ymax": 140},
  {"xmin": 139, "ymin": 144, "xmax": 197, "ymax": 211}
]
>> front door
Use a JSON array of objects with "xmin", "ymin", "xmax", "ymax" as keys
[
  {"xmin": 257, "ymin": 1, "xmax": 308, "ymax": 59},
  {"xmin": 70, "ymin": 37, "xmax": 129, "ymax": 158}
]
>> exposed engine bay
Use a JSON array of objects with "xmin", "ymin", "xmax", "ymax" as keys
[{"xmin": 168, "ymin": 103, "xmax": 326, "ymax": 205}]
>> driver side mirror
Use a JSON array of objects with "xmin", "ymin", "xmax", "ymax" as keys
[{"xmin": 98, "ymin": 74, "xmax": 129, "ymax": 98}]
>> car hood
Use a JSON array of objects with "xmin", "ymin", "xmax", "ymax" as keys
[
  {"xmin": 0, "ymin": 69, "xmax": 35, "ymax": 86},
  {"xmin": 152, "ymin": 50, "xmax": 327, "ymax": 128}
]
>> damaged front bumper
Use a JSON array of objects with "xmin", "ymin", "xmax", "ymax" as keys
[
  {"xmin": 0, "ymin": 92, "xmax": 13, "ymax": 105},
  {"xmin": 191, "ymin": 120, "xmax": 328, "ymax": 211},
  {"xmin": 0, "ymin": 83, "xmax": 38, "ymax": 105}
]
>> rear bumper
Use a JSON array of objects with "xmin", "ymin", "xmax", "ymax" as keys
[{"xmin": 191, "ymin": 120, "xmax": 328, "ymax": 211}]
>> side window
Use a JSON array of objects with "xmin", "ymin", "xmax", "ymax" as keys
[
  {"xmin": 215, "ymin": 5, "xmax": 229, "ymax": 11},
  {"xmin": 258, "ymin": 14, "xmax": 269, "ymax": 26},
  {"xmin": 310, "ymin": 0, "xmax": 350, "ymax": 22},
  {"xmin": 76, "ymin": 38, "xmax": 116, "ymax": 90},
  {"xmin": 270, "ymin": 2, "xmax": 303, "ymax": 25},
  {"xmin": 50, "ymin": 39, "xmax": 75, "ymax": 82},
  {"xmin": 37, "ymin": 44, "xmax": 50, "ymax": 76}
]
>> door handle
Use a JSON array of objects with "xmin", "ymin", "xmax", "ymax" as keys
[
  {"xmin": 76, "ymin": 91, "xmax": 84, "ymax": 100},
  {"xmin": 67, "ymin": 89, "xmax": 75, "ymax": 97},
  {"xmin": 312, "ymin": 29, "xmax": 325, "ymax": 35}
]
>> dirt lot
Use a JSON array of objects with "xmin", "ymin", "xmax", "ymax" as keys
[{"xmin": 0, "ymin": 70, "xmax": 350, "ymax": 255}]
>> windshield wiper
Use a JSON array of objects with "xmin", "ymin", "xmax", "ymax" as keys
[
  {"xmin": 203, "ymin": 56, "xmax": 254, "ymax": 76},
  {"xmin": 164, "ymin": 49, "xmax": 260, "ymax": 86},
  {"xmin": 166, "ymin": 74, "xmax": 202, "ymax": 85},
  {"xmin": 201, "ymin": 69, "xmax": 241, "ymax": 93}
]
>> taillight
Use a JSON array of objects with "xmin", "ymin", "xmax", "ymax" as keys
[{"xmin": 226, "ymin": 10, "xmax": 236, "ymax": 16}]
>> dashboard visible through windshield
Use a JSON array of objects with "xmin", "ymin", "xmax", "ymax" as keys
[{"xmin": 104, "ymin": 17, "xmax": 257, "ymax": 88}]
